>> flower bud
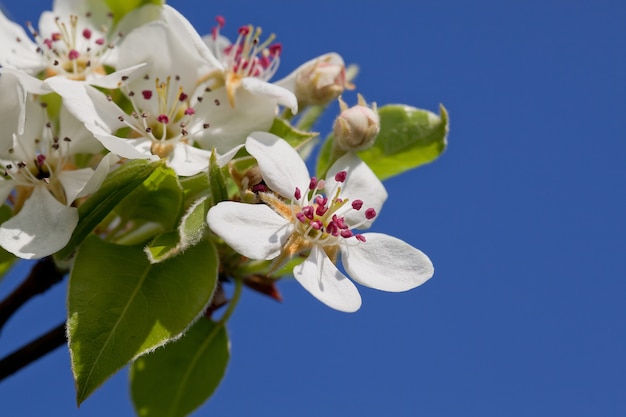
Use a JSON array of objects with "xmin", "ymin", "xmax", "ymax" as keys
[
  {"xmin": 333, "ymin": 94, "xmax": 380, "ymax": 151},
  {"xmin": 293, "ymin": 53, "xmax": 354, "ymax": 107}
]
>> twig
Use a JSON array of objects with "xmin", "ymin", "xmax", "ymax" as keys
[
  {"xmin": 0, "ymin": 257, "xmax": 65, "ymax": 330},
  {"xmin": 0, "ymin": 322, "xmax": 66, "ymax": 382}
]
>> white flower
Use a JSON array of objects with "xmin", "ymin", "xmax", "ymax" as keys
[
  {"xmin": 0, "ymin": 0, "xmax": 121, "ymax": 81},
  {"xmin": 49, "ymin": 10, "xmax": 295, "ymax": 176},
  {"xmin": 0, "ymin": 73, "xmax": 112, "ymax": 259},
  {"xmin": 207, "ymin": 132, "xmax": 434, "ymax": 312},
  {"xmin": 199, "ymin": 13, "xmax": 298, "ymax": 113}
]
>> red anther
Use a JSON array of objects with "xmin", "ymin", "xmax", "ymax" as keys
[
  {"xmin": 184, "ymin": 107, "xmax": 195, "ymax": 115},
  {"xmin": 294, "ymin": 187, "xmax": 302, "ymax": 200},
  {"xmin": 141, "ymin": 90, "xmax": 152, "ymax": 99},
  {"xmin": 296, "ymin": 212, "xmax": 307, "ymax": 223},
  {"xmin": 95, "ymin": 38, "xmax": 105, "ymax": 45},
  {"xmin": 315, "ymin": 204, "xmax": 327, "ymax": 217},
  {"xmin": 68, "ymin": 49, "xmax": 80, "ymax": 60},
  {"xmin": 215, "ymin": 15, "xmax": 225, "ymax": 28},
  {"xmin": 179, "ymin": 92, "xmax": 189, "ymax": 101},
  {"xmin": 309, "ymin": 177, "xmax": 317, "ymax": 190},
  {"xmin": 340, "ymin": 230, "xmax": 353, "ymax": 238},
  {"xmin": 334, "ymin": 170, "xmax": 347, "ymax": 183},
  {"xmin": 352, "ymin": 200, "xmax": 363, "ymax": 210},
  {"xmin": 43, "ymin": 39, "xmax": 53, "ymax": 49},
  {"xmin": 326, "ymin": 222, "xmax": 339, "ymax": 236},
  {"xmin": 51, "ymin": 32, "xmax": 61, "ymax": 41},
  {"xmin": 333, "ymin": 215, "xmax": 348, "ymax": 229},
  {"xmin": 82, "ymin": 28, "xmax": 92, "ymax": 39},
  {"xmin": 302, "ymin": 206, "xmax": 314, "ymax": 220},
  {"xmin": 269, "ymin": 43, "xmax": 282, "ymax": 56},
  {"xmin": 311, "ymin": 220, "xmax": 323, "ymax": 230},
  {"xmin": 238, "ymin": 26, "xmax": 250, "ymax": 36},
  {"xmin": 252, "ymin": 183, "xmax": 268, "ymax": 193},
  {"xmin": 157, "ymin": 114, "xmax": 169, "ymax": 124},
  {"xmin": 36, "ymin": 154, "xmax": 46, "ymax": 166},
  {"xmin": 356, "ymin": 234, "xmax": 366, "ymax": 242},
  {"xmin": 365, "ymin": 208, "xmax": 376, "ymax": 219},
  {"xmin": 315, "ymin": 195, "xmax": 327, "ymax": 207}
]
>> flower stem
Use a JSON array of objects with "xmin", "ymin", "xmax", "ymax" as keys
[{"xmin": 217, "ymin": 278, "xmax": 242, "ymax": 326}]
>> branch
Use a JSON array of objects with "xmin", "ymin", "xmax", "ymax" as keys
[
  {"xmin": 0, "ymin": 322, "xmax": 66, "ymax": 382},
  {"xmin": 0, "ymin": 257, "xmax": 65, "ymax": 330}
]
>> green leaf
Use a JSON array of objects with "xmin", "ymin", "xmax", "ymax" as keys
[
  {"xmin": 130, "ymin": 319, "xmax": 230, "ymax": 417},
  {"xmin": 316, "ymin": 104, "xmax": 449, "ymax": 180},
  {"xmin": 208, "ymin": 152, "xmax": 228, "ymax": 205},
  {"xmin": 68, "ymin": 236, "xmax": 218, "ymax": 404},
  {"xmin": 113, "ymin": 164, "xmax": 183, "ymax": 232},
  {"xmin": 145, "ymin": 196, "xmax": 211, "ymax": 263},
  {"xmin": 358, "ymin": 104, "xmax": 449, "ymax": 180},
  {"xmin": 269, "ymin": 117, "xmax": 318, "ymax": 150},
  {"xmin": 105, "ymin": 0, "xmax": 163, "ymax": 25},
  {"xmin": 55, "ymin": 159, "xmax": 161, "ymax": 261}
]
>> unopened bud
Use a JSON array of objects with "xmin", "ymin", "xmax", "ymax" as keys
[
  {"xmin": 333, "ymin": 94, "xmax": 380, "ymax": 151},
  {"xmin": 294, "ymin": 53, "xmax": 354, "ymax": 107}
]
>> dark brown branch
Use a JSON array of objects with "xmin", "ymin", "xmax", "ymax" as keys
[
  {"xmin": 0, "ymin": 322, "xmax": 66, "ymax": 382},
  {"xmin": 0, "ymin": 257, "xmax": 65, "ymax": 330}
]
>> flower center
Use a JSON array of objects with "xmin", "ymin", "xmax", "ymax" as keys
[
  {"xmin": 291, "ymin": 171, "xmax": 375, "ymax": 246},
  {"xmin": 203, "ymin": 16, "xmax": 282, "ymax": 107},
  {"xmin": 114, "ymin": 74, "xmax": 214, "ymax": 158},
  {"xmin": 1, "ymin": 105, "xmax": 75, "ymax": 209},
  {"xmin": 26, "ymin": 11, "xmax": 117, "ymax": 80}
]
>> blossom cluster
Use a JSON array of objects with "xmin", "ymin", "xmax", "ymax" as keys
[{"xmin": 0, "ymin": 0, "xmax": 433, "ymax": 313}]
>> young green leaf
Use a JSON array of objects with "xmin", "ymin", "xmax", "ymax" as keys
[
  {"xmin": 68, "ymin": 236, "xmax": 218, "ymax": 404},
  {"xmin": 55, "ymin": 159, "xmax": 162, "ymax": 261},
  {"xmin": 316, "ymin": 104, "xmax": 449, "ymax": 180},
  {"xmin": 145, "ymin": 196, "xmax": 212, "ymax": 263},
  {"xmin": 130, "ymin": 319, "xmax": 230, "ymax": 417},
  {"xmin": 358, "ymin": 104, "xmax": 449, "ymax": 180},
  {"xmin": 104, "ymin": 0, "xmax": 163, "ymax": 25}
]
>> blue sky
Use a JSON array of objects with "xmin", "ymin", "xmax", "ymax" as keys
[{"xmin": 1, "ymin": 1, "xmax": 625, "ymax": 416}]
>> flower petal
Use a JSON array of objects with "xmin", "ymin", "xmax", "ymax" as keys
[
  {"xmin": 0, "ymin": 186, "xmax": 78, "ymax": 259},
  {"xmin": 169, "ymin": 143, "xmax": 212, "ymax": 176},
  {"xmin": 241, "ymin": 77, "xmax": 298, "ymax": 114},
  {"xmin": 326, "ymin": 153, "xmax": 388, "ymax": 229},
  {"xmin": 341, "ymin": 233, "xmax": 434, "ymax": 292},
  {"xmin": 192, "ymin": 88, "xmax": 277, "ymax": 154},
  {"xmin": 246, "ymin": 132, "xmax": 311, "ymax": 199},
  {"xmin": 0, "ymin": 11, "xmax": 44, "ymax": 73},
  {"xmin": 293, "ymin": 245, "xmax": 361, "ymax": 312},
  {"xmin": 207, "ymin": 202, "xmax": 291, "ymax": 260}
]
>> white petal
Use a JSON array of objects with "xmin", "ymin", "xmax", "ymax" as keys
[
  {"xmin": 207, "ymin": 202, "xmax": 291, "ymax": 260},
  {"xmin": 0, "ymin": 11, "xmax": 44, "ymax": 73},
  {"xmin": 241, "ymin": 78, "xmax": 298, "ymax": 114},
  {"xmin": 88, "ymin": 124, "xmax": 157, "ymax": 161},
  {"xmin": 161, "ymin": 5, "xmax": 223, "ymax": 70},
  {"xmin": 0, "ymin": 180, "xmax": 16, "ymax": 204},
  {"xmin": 341, "ymin": 233, "xmax": 434, "ymax": 292},
  {"xmin": 293, "ymin": 245, "xmax": 361, "ymax": 312},
  {"xmin": 246, "ymin": 132, "xmax": 311, "ymax": 199},
  {"xmin": 46, "ymin": 77, "xmax": 125, "ymax": 132},
  {"xmin": 0, "ymin": 186, "xmax": 78, "ymax": 259},
  {"xmin": 169, "ymin": 143, "xmax": 212, "ymax": 176},
  {"xmin": 74, "ymin": 152, "xmax": 119, "ymax": 199},
  {"xmin": 192, "ymin": 88, "xmax": 276, "ymax": 154},
  {"xmin": 326, "ymin": 153, "xmax": 388, "ymax": 229},
  {"xmin": 57, "ymin": 168, "xmax": 94, "ymax": 204},
  {"xmin": 87, "ymin": 63, "xmax": 148, "ymax": 89}
]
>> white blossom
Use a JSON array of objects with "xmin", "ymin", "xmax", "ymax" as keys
[{"xmin": 207, "ymin": 133, "xmax": 434, "ymax": 312}]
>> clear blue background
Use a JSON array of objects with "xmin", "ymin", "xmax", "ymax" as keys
[{"xmin": 1, "ymin": 1, "xmax": 625, "ymax": 416}]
